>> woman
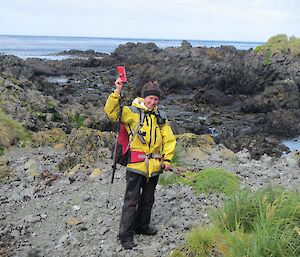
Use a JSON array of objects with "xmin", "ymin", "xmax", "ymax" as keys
[{"xmin": 104, "ymin": 77, "xmax": 176, "ymax": 249}]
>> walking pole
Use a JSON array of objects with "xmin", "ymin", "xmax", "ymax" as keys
[
  {"xmin": 106, "ymin": 138, "xmax": 118, "ymax": 208},
  {"xmin": 161, "ymin": 164, "xmax": 186, "ymax": 177},
  {"xmin": 106, "ymin": 67, "xmax": 126, "ymax": 208},
  {"xmin": 106, "ymin": 94, "xmax": 123, "ymax": 208}
]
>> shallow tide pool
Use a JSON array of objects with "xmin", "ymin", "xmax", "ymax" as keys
[{"xmin": 282, "ymin": 137, "xmax": 300, "ymax": 152}]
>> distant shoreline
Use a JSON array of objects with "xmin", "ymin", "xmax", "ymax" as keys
[{"xmin": 0, "ymin": 34, "xmax": 264, "ymax": 60}]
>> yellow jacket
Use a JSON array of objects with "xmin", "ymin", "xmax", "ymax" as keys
[{"xmin": 104, "ymin": 90, "xmax": 176, "ymax": 177}]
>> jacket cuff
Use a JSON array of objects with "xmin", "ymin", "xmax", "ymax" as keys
[
  {"xmin": 112, "ymin": 89, "xmax": 121, "ymax": 98},
  {"xmin": 163, "ymin": 160, "xmax": 171, "ymax": 166}
]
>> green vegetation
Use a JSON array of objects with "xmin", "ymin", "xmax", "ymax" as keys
[
  {"xmin": 158, "ymin": 170, "xmax": 182, "ymax": 186},
  {"xmin": 170, "ymin": 187, "xmax": 300, "ymax": 257},
  {"xmin": 184, "ymin": 168, "xmax": 239, "ymax": 195},
  {"xmin": 159, "ymin": 167, "xmax": 240, "ymax": 196},
  {"xmin": 74, "ymin": 113, "xmax": 84, "ymax": 128},
  {"xmin": 46, "ymin": 100, "xmax": 63, "ymax": 122},
  {"xmin": 0, "ymin": 109, "xmax": 29, "ymax": 155},
  {"xmin": 255, "ymin": 34, "xmax": 300, "ymax": 64},
  {"xmin": 170, "ymin": 144, "xmax": 185, "ymax": 167},
  {"xmin": 47, "ymin": 100, "xmax": 56, "ymax": 110},
  {"xmin": 67, "ymin": 112, "xmax": 85, "ymax": 128},
  {"xmin": 0, "ymin": 146, "xmax": 4, "ymax": 156}
]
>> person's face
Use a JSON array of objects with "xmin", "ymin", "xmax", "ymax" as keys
[{"xmin": 144, "ymin": 95, "xmax": 159, "ymax": 109}]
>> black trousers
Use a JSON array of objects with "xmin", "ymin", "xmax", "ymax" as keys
[{"xmin": 118, "ymin": 171, "xmax": 159, "ymax": 241}]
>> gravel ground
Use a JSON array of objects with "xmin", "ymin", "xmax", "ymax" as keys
[{"xmin": 0, "ymin": 145, "xmax": 299, "ymax": 257}]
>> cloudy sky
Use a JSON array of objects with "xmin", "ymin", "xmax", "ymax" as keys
[{"xmin": 0, "ymin": 0, "xmax": 299, "ymax": 41}]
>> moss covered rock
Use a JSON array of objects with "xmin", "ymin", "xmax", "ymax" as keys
[
  {"xmin": 175, "ymin": 133, "xmax": 217, "ymax": 162},
  {"xmin": 57, "ymin": 127, "xmax": 110, "ymax": 172},
  {"xmin": 31, "ymin": 128, "xmax": 67, "ymax": 147},
  {"xmin": 176, "ymin": 133, "xmax": 215, "ymax": 147}
]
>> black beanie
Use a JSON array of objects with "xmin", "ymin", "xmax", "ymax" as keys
[{"xmin": 141, "ymin": 81, "xmax": 161, "ymax": 98}]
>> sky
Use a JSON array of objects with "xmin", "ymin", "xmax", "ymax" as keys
[{"xmin": 0, "ymin": 0, "xmax": 299, "ymax": 42}]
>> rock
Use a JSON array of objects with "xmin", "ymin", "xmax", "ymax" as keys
[
  {"xmin": 72, "ymin": 205, "xmax": 81, "ymax": 212},
  {"xmin": 55, "ymin": 233, "xmax": 80, "ymax": 249},
  {"xmin": 236, "ymin": 149, "xmax": 251, "ymax": 163},
  {"xmin": 218, "ymin": 148, "xmax": 237, "ymax": 161},
  {"xmin": 23, "ymin": 247, "xmax": 42, "ymax": 257},
  {"xmin": 26, "ymin": 168, "xmax": 39, "ymax": 179},
  {"xmin": 24, "ymin": 159, "xmax": 37, "ymax": 170},
  {"xmin": 286, "ymin": 150, "xmax": 300, "ymax": 168},
  {"xmin": 66, "ymin": 217, "xmax": 82, "ymax": 226},
  {"xmin": 53, "ymin": 143, "xmax": 65, "ymax": 150},
  {"xmin": 181, "ymin": 40, "xmax": 192, "ymax": 48},
  {"xmin": 259, "ymin": 154, "xmax": 274, "ymax": 167},
  {"xmin": 65, "ymin": 163, "xmax": 83, "ymax": 177},
  {"xmin": 241, "ymin": 79, "xmax": 300, "ymax": 113},
  {"xmin": 88, "ymin": 168, "xmax": 103, "ymax": 179},
  {"xmin": 10, "ymin": 229, "xmax": 20, "ymax": 239},
  {"xmin": 24, "ymin": 214, "xmax": 41, "ymax": 223},
  {"xmin": 260, "ymin": 109, "xmax": 300, "ymax": 137},
  {"xmin": 195, "ymin": 88, "xmax": 236, "ymax": 107}
]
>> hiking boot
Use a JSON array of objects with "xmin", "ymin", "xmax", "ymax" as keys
[
  {"xmin": 135, "ymin": 226, "xmax": 158, "ymax": 235},
  {"xmin": 120, "ymin": 240, "xmax": 137, "ymax": 250}
]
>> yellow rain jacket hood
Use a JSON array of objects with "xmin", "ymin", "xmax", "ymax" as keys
[{"xmin": 104, "ymin": 90, "xmax": 176, "ymax": 177}]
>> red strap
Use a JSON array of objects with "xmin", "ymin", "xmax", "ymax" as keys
[{"xmin": 117, "ymin": 124, "xmax": 129, "ymax": 155}]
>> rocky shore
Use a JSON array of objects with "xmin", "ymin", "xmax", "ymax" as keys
[
  {"xmin": 1, "ymin": 34, "xmax": 300, "ymax": 256},
  {"xmin": 1, "ymin": 35, "xmax": 300, "ymax": 157},
  {"xmin": 1, "ymin": 133, "xmax": 299, "ymax": 257}
]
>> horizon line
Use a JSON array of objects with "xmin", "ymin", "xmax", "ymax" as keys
[{"xmin": 0, "ymin": 33, "xmax": 266, "ymax": 44}]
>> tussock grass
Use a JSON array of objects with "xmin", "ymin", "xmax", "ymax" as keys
[
  {"xmin": 159, "ymin": 167, "xmax": 240, "ymax": 196},
  {"xmin": 158, "ymin": 171, "xmax": 182, "ymax": 186},
  {"xmin": 0, "ymin": 109, "xmax": 29, "ymax": 154},
  {"xmin": 183, "ymin": 168, "xmax": 240, "ymax": 195},
  {"xmin": 255, "ymin": 34, "xmax": 300, "ymax": 63},
  {"xmin": 170, "ymin": 187, "xmax": 300, "ymax": 257}
]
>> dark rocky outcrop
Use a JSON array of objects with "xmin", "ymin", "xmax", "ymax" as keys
[
  {"xmin": 241, "ymin": 79, "xmax": 300, "ymax": 113},
  {"xmin": 1, "ymin": 39, "xmax": 300, "ymax": 158},
  {"xmin": 54, "ymin": 49, "xmax": 108, "ymax": 58},
  {"xmin": 194, "ymin": 88, "xmax": 236, "ymax": 107}
]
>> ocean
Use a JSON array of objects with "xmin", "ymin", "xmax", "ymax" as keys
[{"xmin": 0, "ymin": 34, "xmax": 264, "ymax": 60}]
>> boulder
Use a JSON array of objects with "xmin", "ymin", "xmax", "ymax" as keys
[
  {"xmin": 194, "ymin": 88, "xmax": 236, "ymax": 107},
  {"xmin": 241, "ymin": 79, "xmax": 300, "ymax": 113}
]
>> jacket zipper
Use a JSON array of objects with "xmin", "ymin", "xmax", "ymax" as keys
[{"xmin": 148, "ymin": 115, "xmax": 153, "ymax": 149}]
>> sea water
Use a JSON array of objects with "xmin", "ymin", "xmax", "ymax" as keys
[
  {"xmin": 282, "ymin": 137, "xmax": 300, "ymax": 152},
  {"xmin": 0, "ymin": 34, "xmax": 263, "ymax": 59}
]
